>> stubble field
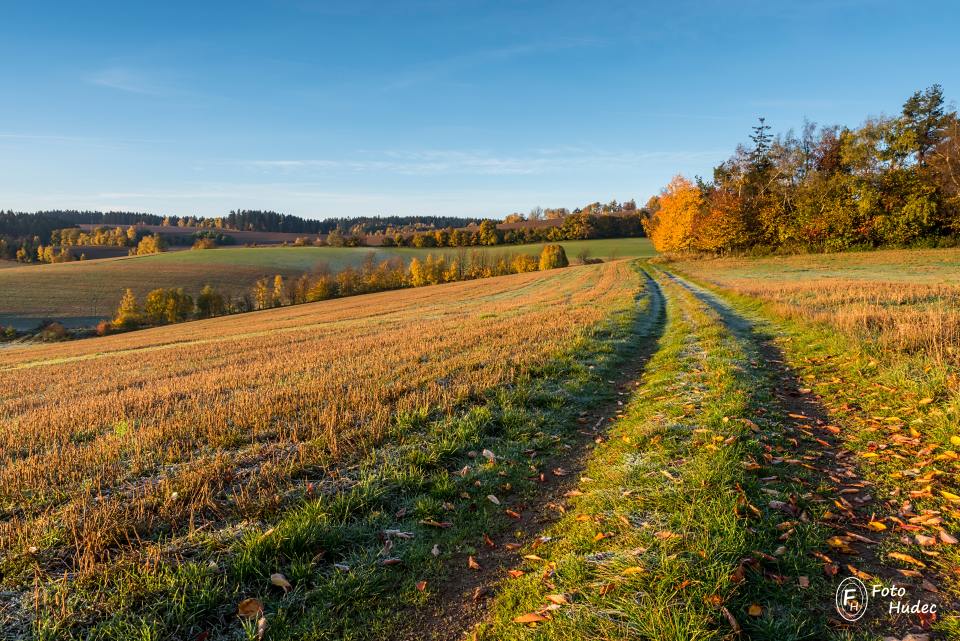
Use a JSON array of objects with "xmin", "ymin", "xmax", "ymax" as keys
[{"xmin": 0, "ymin": 260, "xmax": 650, "ymax": 639}]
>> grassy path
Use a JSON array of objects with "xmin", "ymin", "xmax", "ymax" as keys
[
  {"xmin": 395, "ymin": 270, "xmax": 666, "ymax": 639},
  {"xmin": 473, "ymin": 266, "xmax": 958, "ymax": 640}
]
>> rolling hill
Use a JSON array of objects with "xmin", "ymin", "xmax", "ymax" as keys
[{"xmin": 0, "ymin": 238, "xmax": 653, "ymax": 330}]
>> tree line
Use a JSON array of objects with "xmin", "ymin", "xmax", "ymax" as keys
[
  {"xmin": 390, "ymin": 212, "xmax": 645, "ymax": 248},
  {"xmin": 644, "ymin": 85, "xmax": 960, "ymax": 254},
  {"xmin": 109, "ymin": 245, "xmax": 571, "ymax": 332}
]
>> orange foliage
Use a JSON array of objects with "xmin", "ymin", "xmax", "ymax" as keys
[{"xmin": 643, "ymin": 176, "xmax": 702, "ymax": 252}]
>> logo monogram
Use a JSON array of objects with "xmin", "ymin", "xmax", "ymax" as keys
[{"xmin": 836, "ymin": 576, "xmax": 869, "ymax": 622}]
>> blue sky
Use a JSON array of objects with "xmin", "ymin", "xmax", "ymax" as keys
[{"xmin": 2, "ymin": 1, "xmax": 958, "ymax": 220}]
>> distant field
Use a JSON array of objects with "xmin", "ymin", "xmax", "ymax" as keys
[
  {"xmin": 0, "ymin": 238, "xmax": 652, "ymax": 328},
  {"xmin": 672, "ymin": 246, "xmax": 960, "ymax": 285},
  {"xmin": 670, "ymin": 246, "xmax": 960, "ymax": 361}
]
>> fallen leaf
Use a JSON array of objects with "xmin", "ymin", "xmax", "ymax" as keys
[
  {"xmin": 798, "ymin": 576, "xmax": 810, "ymax": 588},
  {"xmin": 847, "ymin": 565, "xmax": 874, "ymax": 581},
  {"xmin": 888, "ymin": 551, "xmax": 926, "ymax": 568},
  {"xmin": 468, "ymin": 556, "xmax": 481, "ymax": 570},
  {"xmin": 416, "ymin": 580, "xmax": 427, "ymax": 592},
  {"xmin": 419, "ymin": 519, "xmax": 452, "ymax": 529},
  {"xmin": 237, "ymin": 598, "xmax": 264, "ymax": 619},
  {"xmin": 721, "ymin": 606, "xmax": 741, "ymax": 633},
  {"xmin": 482, "ymin": 449, "xmax": 497, "ymax": 463},
  {"xmin": 507, "ymin": 569, "xmax": 525, "ymax": 578},
  {"xmin": 514, "ymin": 613, "xmax": 548, "ymax": 624},
  {"xmin": 747, "ymin": 604, "xmax": 763, "ymax": 617},
  {"xmin": 487, "ymin": 494, "xmax": 501, "ymax": 505},
  {"xmin": 866, "ymin": 520, "xmax": 887, "ymax": 532},
  {"xmin": 915, "ymin": 534, "xmax": 937, "ymax": 547},
  {"xmin": 826, "ymin": 536, "xmax": 856, "ymax": 554},
  {"xmin": 270, "ymin": 573, "xmax": 292, "ymax": 593},
  {"xmin": 545, "ymin": 594, "xmax": 568, "ymax": 605}
]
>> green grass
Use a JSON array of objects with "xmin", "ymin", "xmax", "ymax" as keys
[
  {"xmin": 27, "ymin": 263, "xmax": 657, "ymax": 641},
  {"xmin": 0, "ymin": 238, "xmax": 653, "ymax": 329}
]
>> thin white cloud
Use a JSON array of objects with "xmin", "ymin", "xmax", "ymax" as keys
[
  {"xmin": 87, "ymin": 67, "xmax": 165, "ymax": 95},
  {"xmin": 234, "ymin": 148, "xmax": 725, "ymax": 177},
  {"xmin": 384, "ymin": 39, "xmax": 598, "ymax": 91}
]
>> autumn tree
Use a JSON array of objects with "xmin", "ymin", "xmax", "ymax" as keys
[
  {"xmin": 408, "ymin": 257, "xmax": 428, "ymax": 287},
  {"xmin": 196, "ymin": 285, "xmax": 226, "ymax": 318},
  {"xmin": 272, "ymin": 275, "xmax": 285, "ymax": 307},
  {"xmin": 112, "ymin": 289, "xmax": 142, "ymax": 329},
  {"xmin": 538, "ymin": 244, "xmax": 569, "ymax": 270},
  {"xmin": 135, "ymin": 234, "xmax": 165, "ymax": 255},
  {"xmin": 253, "ymin": 278, "xmax": 271, "ymax": 310},
  {"xmin": 643, "ymin": 175, "xmax": 703, "ymax": 252},
  {"xmin": 477, "ymin": 220, "xmax": 501, "ymax": 246},
  {"xmin": 143, "ymin": 288, "xmax": 193, "ymax": 324}
]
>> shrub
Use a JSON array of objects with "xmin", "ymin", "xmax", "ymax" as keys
[
  {"xmin": 112, "ymin": 289, "xmax": 142, "ymax": 329},
  {"xmin": 135, "ymin": 234, "xmax": 165, "ymax": 255},
  {"xmin": 511, "ymin": 253, "xmax": 539, "ymax": 273},
  {"xmin": 39, "ymin": 322, "xmax": 67, "ymax": 341},
  {"xmin": 192, "ymin": 238, "xmax": 216, "ymax": 250},
  {"xmin": 538, "ymin": 244, "xmax": 569, "ymax": 270}
]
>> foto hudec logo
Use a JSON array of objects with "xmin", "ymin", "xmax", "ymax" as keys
[{"xmin": 836, "ymin": 577, "xmax": 869, "ymax": 622}]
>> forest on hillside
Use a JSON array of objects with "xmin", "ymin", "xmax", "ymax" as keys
[
  {"xmin": 0, "ymin": 212, "xmax": 485, "ymax": 261},
  {"xmin": 645, "ymin": 85, "xmax": 960, "ymax": 254}
]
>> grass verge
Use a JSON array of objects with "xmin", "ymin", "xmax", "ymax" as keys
[{"xmin": 669, "ymin": 265, "xmax": 960, "ymax": 639}]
